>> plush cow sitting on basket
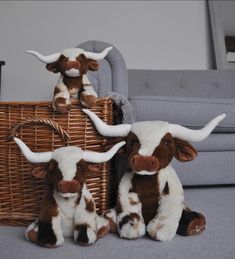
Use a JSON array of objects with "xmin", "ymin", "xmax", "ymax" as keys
[
  {"xmin": 27, "ymin": 46, "xmax": 112, "ymax": 114},
  {"xmin": 83, "ymin": 109, "xmax": 225, "ymax": 241},
  {"xmin": 13, "ymin": 137, "xmax": 125, "ymax": 248}
]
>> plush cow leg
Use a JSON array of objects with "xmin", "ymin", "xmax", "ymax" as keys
[
  {"xmin": 103, "ymin": 208, "xmax": 118, "ymax": 233},
  {"xmin": 117, "ymin": 211, "xmax": 145, "ymax": 240},
  {"xmin": 53, "ymin": 82, "xmax": 71, "ymax": 114},
  {"xmin": 147, "ymin": 167, "xmax": 184, "ymax": 241},
  {"xmin": 73, "ymin": 185, "xmax": 99, "ymax": 246},
  {"xmin": 35, "ymin": 190, "xmax": 64, "ymax": 248},
  {"xmin": 25, "ymin": 220, "xmax": 38, "ymax": 243},
  {"xmin": 116, "ymin": 172, "xmax": 146, "ymax": 240},
  {"xmin": 80, "ymin": 75, "xmax": 98, "ymax": 107},
  {"xmin": 177, "ymin": 208, "xmax": 206, "ymax": 236},
  {"xmin": 96, "ymin": 215, "xmax": 110, "ymax": 239}
]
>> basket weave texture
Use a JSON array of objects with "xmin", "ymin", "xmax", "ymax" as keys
[{"xmin": 0, "ymin": 99, "xmax": 113, "ymax": 226}]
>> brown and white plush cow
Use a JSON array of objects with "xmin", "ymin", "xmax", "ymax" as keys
[
  {"xmin": 83, "ymin": 109, "xmax": 225, "ymax": 241},
  {"xmin": 14, "ymin": 137, "xmax": 125, "ymax": 247},
  {"xmin": 27, "ymin": 47, "xmax": 112, "ymax": 113}
]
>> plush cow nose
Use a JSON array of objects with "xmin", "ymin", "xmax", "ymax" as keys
[
  {"xmin": 65, "ymin": 61, "xmax": 80, "ymax": 70},
  {"xmin": 130, "ymin": 154, "xmax": 160, "ymax": 172},
  {"xmin": 58, "ymin": 180, "xmax": 80, "ymax": 193}
]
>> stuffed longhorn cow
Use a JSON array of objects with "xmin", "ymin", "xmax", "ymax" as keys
[
  {"xmin": 27, "ymin": 46, "xmax": 112, "ymax": 113},
  {"xmin": 83, "ymin": 109, "xmax": 225, "ymax": 241},
  {"xmin": 13, "ymin": 137, "xmax": 125, "ymax": 247}
]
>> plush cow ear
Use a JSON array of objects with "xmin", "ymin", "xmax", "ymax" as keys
[
  {"xmin": 46, "ymin": 62, "xmax": 59, "ymax": 73},
  {"xmin": 87, "ymin": 163, "xmax": 102, "ymax": 172},
  {"xmin": 174, "ymin": 138, "xmax": 197, "ymax": 162},
  {"xmin": 32, "ymin": 166, "xmax": 47, "ymax": 179},
  {"xmin": 87, "ymin": 59, "xmax": 99, "ymax": 71}
]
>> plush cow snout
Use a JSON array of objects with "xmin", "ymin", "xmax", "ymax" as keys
[
  {"xmin": 64, "ymin": 61, "xmax": 80, "ymax": 71},
  {"xmin": 130, "ymin": 154, "xmax": 160, "ymax": 172},
  {"xmin": 58, "ymin": 180, "xmax": 80, "ymax": 194}
]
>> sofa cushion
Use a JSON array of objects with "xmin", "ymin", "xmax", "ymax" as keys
[
  {"xmin": 173, "ymin": 151, "xmax": 235, "ymax": 186},
  {"xmin": 128, "ymin": 70, "xmax": 235, "ymax": 99},
  {"xmin": 130, "ymin": 95, "xmax": 235, "ymax": 132},
  {"xmin": 1, "ymin": 187, "xmax": 234, "ymax": 259}
]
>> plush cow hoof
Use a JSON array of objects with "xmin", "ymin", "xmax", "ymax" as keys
[
  {"xmin": 97, "ymin": 224, "xmax": 110, "ymax": 239},
  {"xmin": 27, "ymin": 229, "xmax": 38, "ymax": 243},
  {"xmin": 106, "ymin": 217, "xmax": 117, "ymax": 233},
  {"xmin": 55, "ymin": 105, "xmax": 70, "ymax": 114},
  {"xmin": 177, "ymin": 210, "xmax": 206, "ymax": 236},
  {"xmin": 103, "ymin": 209, "xmax": 117, "ymax": 233},
  {"xmin": 80, "ymin": 94, "xmax": 98, "ymax": 108}
]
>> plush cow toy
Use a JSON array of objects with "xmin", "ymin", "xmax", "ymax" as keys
[
  {"xmin": 13, "ymin": 137, "xmax": 125, "ymax": 247},
  {"xmin": 83, "ymin": 109, "xmax": 225, "ymax": 241},
  {"xmin": 27, "ymin": 46, "xmax": 112, "ymax": 113}
]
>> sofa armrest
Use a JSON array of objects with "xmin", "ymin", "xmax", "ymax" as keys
[{"xmin": 78, "ymin": 40, "xmax": 128, "ymax": 97}]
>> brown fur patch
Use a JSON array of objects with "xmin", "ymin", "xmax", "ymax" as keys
[
  {"xmin": 131, "ymin": 174, "xmax": 160, "ymax": 224},
  {"xmin": 152, "ymin": 133, "xmax": 175, "ymax": 170},
  {"xmin": 163, "ymin": 182, "xmax": 169, "ymax": 195},
  {"xmin": 63, "ymin": 75, "xmax": 83, "ymax": 90},
  {"xmin": 80, "ymin": 93, "xmax": 97, "ymax": 107},
  {"xmin": 54, "ymin": 86, "xmax": 61, "ymax": 96},
  {"xmin": 39, "ymin": 188, "xmax": 59, "ymax": 222},
  {"xmin": 85, "ymin": 197, "xmax": 95, "ymax": 212}
]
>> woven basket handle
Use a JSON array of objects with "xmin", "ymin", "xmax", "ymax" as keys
[{"xmin": 8, "ymin": 117, "xmax": 70, "ymax": 142}]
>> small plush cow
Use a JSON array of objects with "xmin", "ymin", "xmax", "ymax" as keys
[
  {"xmin": 14, "ymin": 137, "xmax": 125, "ymax": 247},
  {"xmin": 27, "ymin": 46, "xmax": 112, "ymax": 113},
  {"xmin": 83, "ymin": 109, "xmax": 225, "ymax": 241}
]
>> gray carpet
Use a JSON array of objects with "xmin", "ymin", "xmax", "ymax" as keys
[{"xmin": 1, "ymin": 188, "xmax": 235, "ymax": 259}]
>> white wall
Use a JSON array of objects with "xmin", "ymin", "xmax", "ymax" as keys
[{"xmin": 0, "ymin": 1, "xmax": 213, "ymax": 100}]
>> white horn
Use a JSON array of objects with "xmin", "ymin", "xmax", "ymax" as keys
[
  {"xmin": 27, "ymin": 50, "xmax": 61, "ymax": 64},
  {"xmin": 169, "ymin": 114, "xmax": 226, "ymax": 142},
  {"xmin": 84, "ymin": 46, "xmax": 113, "ymax": 60},
  {"xmin": 83, "ymin": 109, "xmax": 131, "ymax": 137},
  {"xmin": 82, "ymin": 141, "xmax": 125, "ymax": 163},
  {"xmin": 14, "ymin": 137, "xmax": 52, "ymax": 163}
]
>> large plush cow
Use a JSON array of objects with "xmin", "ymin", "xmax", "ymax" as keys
[
  {"xmin": 14, "ymin": 137, "xmax": 125, "ymax": 247},
  {"xmin": 83, "ymin": 109, "xmax": 225, "ymax": 241},
  {"xmin": 27, "ymin": 46, "xmax": 112, "ymax": 113}
]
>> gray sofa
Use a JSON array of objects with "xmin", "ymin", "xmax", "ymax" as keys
[{"xmin": 1, "ymin": 41, "xmax": 235, "ymax": 259}]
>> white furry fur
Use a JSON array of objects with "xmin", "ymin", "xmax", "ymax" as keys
[
  {"xmin": 52, "ymin": 147, "xmax": 83, "ymax": 181},
  {"xmin": 147, "ymin": 166, "xmax": 184, "ymax": 241},
  {"xmin": 131, "ymin": 121, "xmax": 170, "ymax": 156}
]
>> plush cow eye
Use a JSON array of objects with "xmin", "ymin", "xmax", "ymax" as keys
[{"xmin": 164, "ymin": 140, "xmax": 171, "ymax": 146}]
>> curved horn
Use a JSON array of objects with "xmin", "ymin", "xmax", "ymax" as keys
[
  {"xmin": 82, "ymin": 141, "xmax": 126, "ymax": 163},
  {"xmin": 83, "ymin": 109, "xmax": 131, "ymax": 137},
  {"xmin": 169, "ymin": 114, "xmax": 226, "ymax": 142},
  {"xmin": 14, "ymin": 137, "xmax": 52, "ymax": 163},
  {"xmin": 27, "ymin": 50, "xmax": 61, "ymax": 64},
  {"xmin": 84, "ymin": 46, "xmax": 113, "ymax": 60}
]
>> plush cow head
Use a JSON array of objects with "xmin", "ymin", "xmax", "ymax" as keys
[
  {"xmin": 27, "ymin": 47, "xmax": 113, "ymax": 77},
  {"xmin": 14, "ymin": 137, "xmax": 125, "ymax": 197},
  {"xmin": 83, "ymin": 109, "xmax": 225, "ymax": 175}
]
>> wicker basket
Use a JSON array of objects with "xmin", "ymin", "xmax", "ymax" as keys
[{"xmin": 0, "ymin": 99, "xmax": 113, "ymax": 226}]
